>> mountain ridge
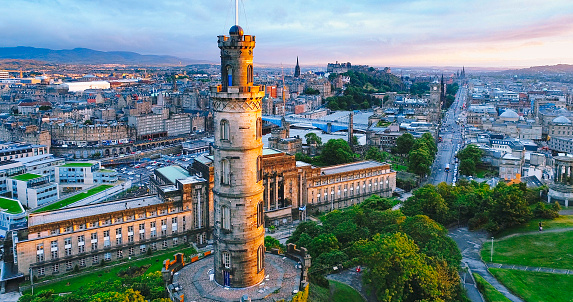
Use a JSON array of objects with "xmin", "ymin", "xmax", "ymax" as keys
[{"xmin": 0, "ymin": 46, "xmax": 210, "ymax": 66}]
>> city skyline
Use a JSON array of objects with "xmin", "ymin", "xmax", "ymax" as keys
[{"xmin": 2, "ymin": 0, "xmax": 573, "ymax": 68}]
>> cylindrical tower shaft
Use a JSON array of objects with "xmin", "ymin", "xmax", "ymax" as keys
[{"xmin": 211, "ymin": 26, "xmax": 265, "ymax": 288}]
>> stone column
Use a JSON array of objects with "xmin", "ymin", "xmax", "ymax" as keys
[
  {"xmin": 548, "ymin": 195, "xmax": 551, "ymax": 204},
  {"xmin": 265, "ymin": 180, "xmax": 270, "ymax": 210},
  {"xmin": 274, "ymin": 176, "xmax": 279, "ymax": 210}
]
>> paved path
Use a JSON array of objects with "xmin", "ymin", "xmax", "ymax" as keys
[
  {"xmin": 497, "ymin": 227, "xmax": 573, "ymax": 240},
  {"xmin": 327, "ymin": 267, "xmax": 376, "ymax": 302},
  {"xmin": 486, "ymin": 263, "xmax": 573, "ymax": 275},
  {"xmin": 449, "ymin": 227, "xmax": 523, "ymax": 302}
]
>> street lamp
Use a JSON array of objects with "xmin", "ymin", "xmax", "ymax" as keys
[{"xmin": 490, "ymin": 237, "xmax": 494, "ymax": 262}]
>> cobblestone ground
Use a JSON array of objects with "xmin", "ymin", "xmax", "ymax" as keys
[{"xmin": 173, "ymin": 254, "xmax": 301, "ymax": 302}]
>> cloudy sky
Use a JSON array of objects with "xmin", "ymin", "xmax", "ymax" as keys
[{"xmin": 2, "ymin": 0, "xmax": 573, "ymax": 67}]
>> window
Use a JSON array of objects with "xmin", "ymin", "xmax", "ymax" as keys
[
  {"xmin": 257, "ymin": 245, "xmax": 264, "ymax": 272},
  {"xmin": 79, "ymin": 258, "xmax": 86, "ymax": 267},
  {"xmin": 104, "ymin": 252, "xmax": 111, "ymax": 261},
  {"xmin": 256, "ymin": 117, "xmax": 262, "ymax": 139},
  {"xmin": 129, "ymin": 247, "xmax": 135, "ymax": 256},
  {"xmin": 222, "ymin": 206, "xmax": 231, "ymax": 230},
  {"xmin": 140, "ymin": 245, "xmax": 146, "ymax": 254},
  {"xmin": 220, "ymin": 119, "xmax": 230, "ymax": 141},
  {"xmin": 38, "ymin": 267, "xmax": 45, "ymax": 276},
  {"xmin": 247, "ymin": 64, "xmax": 253, "ymax": 84},
  {"xmin": 162, "ymin": 240, "xmax": 168, "ymax": 248},
  {"xmin": 78, "ymin": 245, "xmax": 85, "ymax": 254},
  {"xmin": 173, "ymin": 237, "xmax": 179, "ymax": 246},
  {"xmin": 128, "ymin": 234, "xmax": 134, "ymax": 243},
  {"xmin": 66, "ymin": 260, "xmax": 73, "ymax": 271},
  {"xmin": 257, "ymin": 201, "xmax": 264, "ymax": 227},
  {"xmin": 222, "ymin": 251, "xmax": 231, "ymax": 269},
  {"xmin": 221, "ymin": 159, "xmax": 230, "ymax": 185},
  {"xmin": 117, "ymin": 250, "xmax": 123, "ymax": 259},
  {"xmin": 52, "ymin": 263, "xmax": 59, "ymax": 273},
  {"xmin": 257, "ymin": 156, "xmax": 263, "ymax": 181},
  {"xmin": 36, "ymin": 253, "xmax": 44, "ymax": 262},
  {"xmin": 225, "ymin": 65, "xmax": 233, "ymax": 87}
]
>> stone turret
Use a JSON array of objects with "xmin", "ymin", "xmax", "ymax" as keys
[{"xmin": 211, "ymin": 24, "xmax": 266, "ymax": 288}]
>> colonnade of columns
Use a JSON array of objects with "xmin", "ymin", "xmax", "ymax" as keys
[{"xmin": 555, "ymin": 161, "xmax": 573, "ymax": 185}]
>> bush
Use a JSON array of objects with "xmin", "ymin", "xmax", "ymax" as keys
[
  {"xmin": 309, "ymin": 272, "xmax": 329, "ymax": 288},
  {"xmin": 533, "ymin": 202, "xmax": 559, "ymax": 219}
]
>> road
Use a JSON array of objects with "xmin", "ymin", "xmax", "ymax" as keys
[{"xmin": 428, "ymin": 86, "xmax": 468, "ymax": 185}]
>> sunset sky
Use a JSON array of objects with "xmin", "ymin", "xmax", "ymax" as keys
[{"xmin": 2, "ymin": 0, "xmax": 573, "ymax": 67}]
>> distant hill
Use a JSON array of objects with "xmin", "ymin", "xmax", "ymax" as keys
[
  {"xmin": 0, "ymin": 47, "xmax": 207, "ymax": 66},
  {"xmin": 505, "ymin": 64, "xmax": 573, "ymax": 74}
]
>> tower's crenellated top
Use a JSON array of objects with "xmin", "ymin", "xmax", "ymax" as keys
[{"xmin": 217, "ymin": 24, "xmax": 257, "ymax": 90}]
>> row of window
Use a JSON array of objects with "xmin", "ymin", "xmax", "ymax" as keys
[
  {"xmin": 313, "ymin": 170, "xmax": 390, "ymax": 186},
  {"xmin": 38, "ymin": 219, "xmax": 187, "ymax": 261},
  {"xmin": 312, "ymin": 179, "xmax": 390, "ymax": 203},
  {"xmin": 36, "ymin": 237, "xmax": 185, "ymax": 276},
  {"xmin": 42, "ymin": 209, "xmax": 184, "ymax": 238}
]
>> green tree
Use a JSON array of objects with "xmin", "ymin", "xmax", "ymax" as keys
[
  {"xmin": 264, "ymin": 236, "xmax": 284, "ymax": 253},
  {"xmin": 304, "ymin": 87, "xmax": 320, "ymax": 95},
  {"xmin": 457, "ymin": 145, "xmax": 483, "ymax": 176},
  {"xmin": 318, "ymin": 139, "xmax": 355, "ymax": 166},
  {"xmin": 39, "ymin": 105, "xmax": 52, "ymax": 111},
  {"xmin": 355, "ymin": 233, "xmax": 442, "ymax": 302},
  {"xmin": 395, "ymin": 133, "xmax": 415, "ymax": 155},
  {"xmin": 364, "ymin": 146, "xmax": 387, "ymax": 162},
  {"xmin": 459, "ymin": 158, "xmax": 476, "ymax": 176},
  {"xmin": 402, "ymin": 184, "xmax": 451, "ymax": 225},
  {"xmin": 304, "ymin": 132, "xmax": 322, "ymax": 146},
  {"xmin": 486, "ymin": 183, "xmax": 532, "ymax": 233},
  {"xmin": 307, "ymin": 233, "xmax": 339, "ymax": 258},
  {"xmin": 287, "ymin": 221, "xmax": 323, "ymax": 245},
  {"xmin": 408, "ymin": 147, "xmax": 432, "ymax": 176}
]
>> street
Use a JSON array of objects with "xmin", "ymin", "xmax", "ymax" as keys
[{"xmin": 428, "ymin": 86, "xmax": 468, "ymax": 185}]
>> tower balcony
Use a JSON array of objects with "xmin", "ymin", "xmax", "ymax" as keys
[{"xmin": 218, "ymin": 35, "xmax": 256, "ymax": 48}]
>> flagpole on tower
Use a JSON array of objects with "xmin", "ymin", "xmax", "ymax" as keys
[{"xmin": 235, "ymin": 0, "xmax": 239, "ymax": 25}]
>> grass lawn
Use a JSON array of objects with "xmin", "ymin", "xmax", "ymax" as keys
[
  {"xmin": 472, "ymin": 273, "xmax": 511, "ymax": 302},
  {"xmin": 330, "ymin": 280, "xmax": 364, "ymax": 302},
  {"xmin": 392, "ymin": 164, "xmax": 408, "ymax": 172},
  {"xmin": 24, "ymin": 246, "xmax": 197, "ymax": 295},
  {"xmin": 481, "ymin": 230, "xmax": 573, "ymax": 269},
  {"xmin": 60, "ymin": 163, "xmax": 94, "ymax": 167},
  {"xmin": 0, "ymin": 197, "xmax": 23, "ymax": 214},
  {"xmin": 11, "ymin": 173, "xmax": 42, "ymax": 181},
  {"xmin": 308, "ymin": 281, "xmax": 364, "ymax": 302},
  {"xmin": 496, "ymin": 215, "xmax": 573, "ymax": 237},
  {"xmin": 489, "ymin": 268, "xmax": 573, "ymax": 302},
  {"xmin": 34, "ymin": 185, "xmax": 114, "ymax": 213}
]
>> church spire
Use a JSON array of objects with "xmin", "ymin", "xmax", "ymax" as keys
[{"xmin": 294, "ymin": 56, "xmax": 301, "ymax": 78}]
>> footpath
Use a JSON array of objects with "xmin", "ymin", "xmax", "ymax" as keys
[{"xmin": 448, "ymin": 227, "xmax": 523, "ymax": 302}]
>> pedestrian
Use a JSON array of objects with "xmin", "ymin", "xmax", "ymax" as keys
[{"xmin": 539, "ymin": 221, "xmax": 543, "ymax": 232}]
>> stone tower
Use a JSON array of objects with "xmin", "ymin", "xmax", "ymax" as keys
[{"xmin": 211, "ymin": 23, "xmax": 266, "ymax": 288}]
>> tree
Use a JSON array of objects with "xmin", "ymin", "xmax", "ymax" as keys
[
  {"xmin": 318, "ymin": 139, "xmax": 355, "ymax": 166},
  {"xmin": 39, "ymin": 105, "xmax": 52, "ymax": 111},
  {"xmin": 457, "ymin": 145, "xmax": 483, "ymax": 176},
  {"xmin": 355, "ymin": 233, "xmax": 442, "ymax": 302},
  {"xmin": 307, "ymin": 233, "xmax": 339, "ymax": 258},
  {"xmin": 364, "ymin": 146, "xmax": 387, "ymax": 162},
  {"xmin": 420, "ymin": 132, "xmax": 438, "ymax": 158},
  {"xmin": 486, "ymin": 183, "xmax": 532, "ymax": 233},
  {"xmin": 265, "ymin": 236, "xmax": 284, "ymax": 253},
  {"xmin": 395, "ymin": 133, "xmax": 415, "ymax": 155},
  {"xmin": 402, "ymin": 184, "xmax": 451, "ymax": 225},
  {"xmin": 408, "ymin": 147, "xmax": 432, "ymax": 177},
  {"xmin": 304, "ymin": 87, "xmax": 320, "ymax": 95},
  {"xmin": 304, "ymin": 132, "xmax": 322, "ymax": 146}
]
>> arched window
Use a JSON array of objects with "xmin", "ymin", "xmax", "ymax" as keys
[
  {"xmin": 247, "ymin": 65, "xmax": 253, "ymax": 84},
  {"xmin": 220, "ymin": 119, "xmax": 230, "ymax": 141},
  {"xmin": 222, "ymin": 251, "xmax": 231, "ymax": 269},
  {"xmin": 256, "ymin": 117, "xmax": 262, "ymax": 139},
  {"xmin": 257, "ymin": 201, "xmax": 264, "ymax": 227},
  {"xmin": 257, "ymin": 245, "xmax": 264, "ymax": 272},
  {"xmin": 221, "ymin": 206, "xmax": 230, "ymax": 230},
  {"xmin": 221, "ymin": 159, "xmax": 230, "ymax": 185},
  {"xmin": 226, "ymin": 65, "xmax": 233, "ymax": 87}
]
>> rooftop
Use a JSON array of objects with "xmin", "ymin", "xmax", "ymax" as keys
[
  {"xmin": 11, "ymin": 173, "xmax": 42, "ymax": 181},
  {"xmin": 263, "ymin": 148, "xmax": 283, "ymax": 156},
  {"xmin": 28, "ymin": 196, "xmax": 162, "ymax": 227},
  {"xmin": 156, "ymin": 166, "xmax": 191, "ymax": 184},
  {"xmin": 0, "ymin": 197, "xmax": 23, "ymax": 214},
  {"xmin": 60, "ymin": 162, "xmax": 94, "ymax": 167},
  {"xmin": 320, "ymin": 161, "xmax": 388, "ymax": 175}
]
